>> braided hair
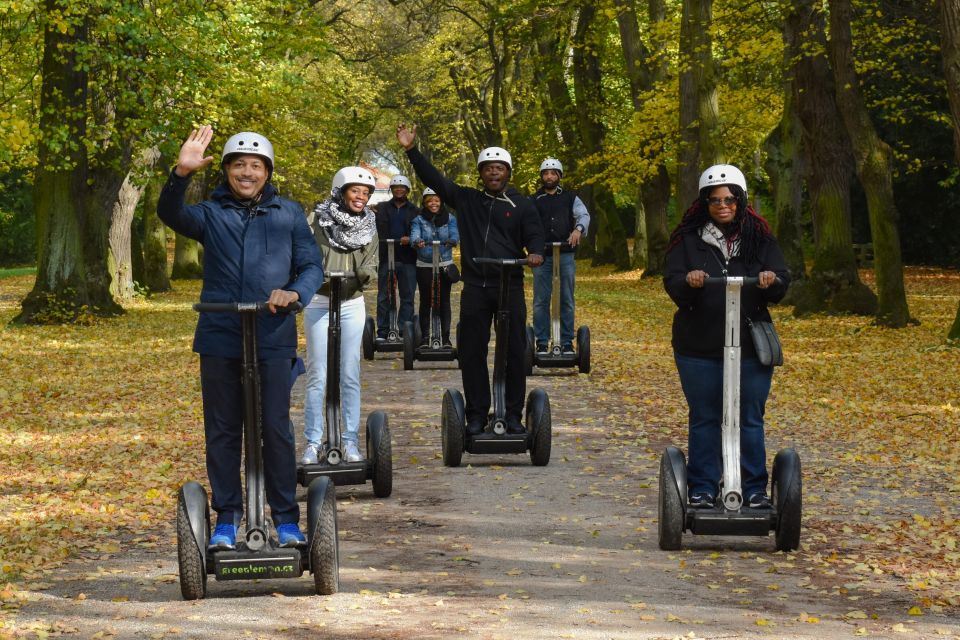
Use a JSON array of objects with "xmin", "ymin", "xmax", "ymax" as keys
[{"xmin": 667, "ymin": 184, "xmax": 772, "ymax": 268}]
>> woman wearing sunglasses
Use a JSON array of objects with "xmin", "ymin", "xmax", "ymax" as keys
[{"xmin": 663, "ymin": 164, "xmax": 791, "ymax": 511}]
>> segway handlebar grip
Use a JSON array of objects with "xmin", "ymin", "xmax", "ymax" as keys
[
  {"xmin": 703, "ymin": 276, "xmax": 781, "ymax": 286},
  {"xmin": 326, "ymin": 271, "xmax": 348, "ymax": 279},
  {"xmin": 193, "ymin": 301, "xmax": 303, "ymax": 314},
  {"xmin": 546, "ymin": 241, "xmax": 572, "ymax": 248},
  {"xmin": 473, "ymin": 257, "xmax": 530, "ymax": 267}
]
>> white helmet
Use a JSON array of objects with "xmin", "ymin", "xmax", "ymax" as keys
[
  {"xmin": 331, "ymin": 166, "xmax": 376, "ymax": 195},
  {"xmin": 389, "ymin": 175, "xmax": 412, "ymax": 189},
  {"xmin": 476, "ymin": 147, "xmax": 512, "ymax": 171},
  {"xmin": 539, "ymin": 158, "xmax": 563, "ymax": 176},
  {"xmin": 698, "ymin": 164, "xmax": 747, "ymax": 194},
  {"xmin": 422, "ymin": 187, "xmax": 438, "ymax": 198},
  {"xmin": 221, "ymin": 132, "xmax": 274, "ymax": 171}
]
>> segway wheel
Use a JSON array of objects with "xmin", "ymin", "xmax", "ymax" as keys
[
  {"xmin": 362, "ymin": 316, "xmax": 375, "ymax": 360},
  {"xmin": 176, "ymin": 487, "xmax": 208, "ymax": 600},
  {"xmin": 366, "ymin": 410, "xmax": 393, "ymax": 498},
  {"xmin": 307, "ymin": 476, "xmax": 339, "ymax": 595},
  {"xmin": 576, "ymin": 325, "xmax": 591, "ymax": 374},
  {"xmin": 658, "ymin": 447, "xmax": 686, "ymax": 551},
  {"xmin": 402, "ymin": 321, "xmax": 415, "ymax": 370},
  {"xmin": 526, "ymin": 388, "xmax": 551, "ymax": 466},
  {"xmin": 524, "ymin": 325, "xmax": 535, "ymax": 376},
  {"xmin": 772, "ymin": 448, "xmax": 802, "ymax": 552},
  {"xmin": 412, "ymin": 315, "xmax": 422, "ymax": 347},
  {"xmin": 441, "ymin": 389, "xmax": 465, "ymax": 467}
]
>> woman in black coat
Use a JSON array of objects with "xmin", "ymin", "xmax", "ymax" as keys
[{"xmin": 663, "ymin": 164, "xmax": 790, "ymax": 510}]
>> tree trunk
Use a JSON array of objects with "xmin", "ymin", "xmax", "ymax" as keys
[
  {"xmin": 108, "ymin": 148, "xmax": 158, "ymax": 301},
  {"xmin": 677, "ymin": 0, "xmax": 720, "ymax": 208},
  {"xmin": 937, "ymin": 0, "xmax": 960, "ymax": 341},
  {"xmin": 765, "ymin": 1, "xmax": 807, "ymax": 284},
  {"xmin": 141, "ymin": 166, "xmax": 172, "ymax": 292},
  {"xmin": 171, "ymin": 174, "xmax": 205, "ymax": 279},
  {"xmin": 15, "ymin": 3, "xmax": 121, "ymax": 324},
  {"xmin": 532, "ymin": 7, "xmax": 578, "ymax": 158},
  {"xmin": 828, "ymin": 0, "xmax": 911, "ymax": 327},
  {"xmin": 572, "ymin": 3, "xmax": 630, "ymax": 269},
  {"xmin": 790, "ymin": 0, "xmax": 876, "ymax": 317}
]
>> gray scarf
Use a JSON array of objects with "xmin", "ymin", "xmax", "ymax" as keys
[
  {"xmin": 701, "ymin": 221, "xmax": 741, "ymax": 261},
  {"xmin": 313, "ymin": 197, "xmax": 376, "ymax": 251}
]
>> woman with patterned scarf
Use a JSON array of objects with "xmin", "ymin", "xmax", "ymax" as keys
[
  {"xmin": 301, "ymin": 167, "xmax": 380, "ymax": 465},
  {"xmin": 663, "ymin": 164, "xmax": 791, "ymax": 512}
]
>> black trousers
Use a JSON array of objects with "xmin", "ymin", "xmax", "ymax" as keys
[
  {"xmin": 416, "ymin": 266, "xmax": 453, "ymax": 342},
  {"xmin": 200, "ymin": 356, "xmax": 299, "ymax": 527},
  {"xmin": 459, "ymin": 282, "xmax": 527, "ymax": 425}
]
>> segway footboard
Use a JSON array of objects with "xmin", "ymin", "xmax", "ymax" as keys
[
  {"xmin": 213, "ymin": 548, "xmax": 303, "ymax": 581},
  {"xmin": 687, "ymin": 510, "xmax": 776, "ymax": 536},
  {"xmin": 298, "ymin": 462, "xmax": 368, "ymax": 488},
  {"xmin": 466, "ymin": 433, "xmax": 529, "ymax": 455}
]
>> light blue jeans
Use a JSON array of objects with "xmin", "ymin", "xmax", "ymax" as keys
[
  {"xmin": 303, "ymin": 295, "xmax": 365, "ymax": 446},
  {"xmin": 533, "ymin": 252, "xmax": 576, "ymax": 346}
]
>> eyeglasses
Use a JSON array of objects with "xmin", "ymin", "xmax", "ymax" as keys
[{"xmin": 707, "ymin": 196, "xmax": 737, "ymax": 207}]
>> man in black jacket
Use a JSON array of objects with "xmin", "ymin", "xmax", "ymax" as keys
[
  {"xmin": 396, "ymin": 124, "xmax": 544, "ymax": 434},
  {"xmin": 374, "ymin": 174, "xmax": 419, "ymax": 338}
]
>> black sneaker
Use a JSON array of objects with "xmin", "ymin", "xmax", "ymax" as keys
[
  {"xmin": 466, "ymin": 420, "xmax": 485, "ymax": 436},
  {"xmin": 561, "ymin": 343, "xmax": 575, "ymax": 355},
  {"xmin": 536, "ymin": 342, "xmax": 548, "ymax": 354},
  {"xmin": 747, "ymin": 493, "xmax": 772, "ymax": 509},
  {"xmin": 442, "ymin": 339, "xmax": 452, "ymax": 347},
  {"xmin": 688, "ymin": 492, "xmax": 715, "ymax": 509},
  {"xmin": 506, "ymin": 418, "xmax": 526, "ymax": 435}
]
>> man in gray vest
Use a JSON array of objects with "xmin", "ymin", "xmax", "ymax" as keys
[{"xmin": 531, "ymin": 158, "xmax": 590, "ymax": 354}]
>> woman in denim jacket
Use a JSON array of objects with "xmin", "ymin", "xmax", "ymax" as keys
[{"xmin": 410, "ymin": 187, "xmax": 460, "ymax": 346}]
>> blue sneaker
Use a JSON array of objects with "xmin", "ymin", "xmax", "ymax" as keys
[
  {"xmin": 277, "ymin": 522, "xmax": 306, "ymax": 547},
  {"xmin": 209, "ymin": 523, "xmax": 237, "ymax": 550}
]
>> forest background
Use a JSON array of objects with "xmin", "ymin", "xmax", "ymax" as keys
[{"xmin": 0, "ymin": 0, "xmax": 958, "ymax": 336}]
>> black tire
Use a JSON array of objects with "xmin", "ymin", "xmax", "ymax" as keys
[
  {"xmin": 308, "ymin": 477, "xmax": 339, "ymax": 595},
  {"xmin": 176, "ymin": 491, "xmax": 207, "ymax": 600},
  {"xmin": 772, "ymin": 448, "xmax": 802, "ymax": 552},
  {"xmin": 412, "ymin": 315, "xmax": 422, "ymax": 347},
  {"xmin": 363, "ymin": 316, "xmax": 375, "ymax": 360},
  {"xmin": 526, "ymin": 388, "xmax": 551, "ymax": 466},
  {"xmin": 524, "ymin": 325, "xmax": 535, "ymax": 376},
  {"xmin": 366, "ymin": 411, "xmax": 393, "ymax": 498},
  {"xmin": 441, "ymin": 389, "xmax": 465, "ymax": 467},
  {"xmin": 577, "ymin": 325, "xmax": 591, "ymax": 374},
  {"xmin": 658, "ymin": 448, "xmax": 686, "ymax": 551},
  {"xmin": 402, "ymin": 321, "xmax": 415, "ymax": 370}
]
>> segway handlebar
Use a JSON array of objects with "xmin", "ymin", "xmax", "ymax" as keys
[
  {"xmin": 473, "ymin": 257, "xmax": 529, "ymax": 267},
  {"xmin": 193, "ymin": 301, "xmax": 304, "ymax": 314},
  {"xmin": 546, "ymin": 241, "xmax": 573, "ymax": 249},
  {"xmin": 703, "ymin": 276, "xmax": 782, "ymax": 286}
]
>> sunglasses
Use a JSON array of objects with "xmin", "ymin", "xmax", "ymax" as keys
[{"xmin": 708, "ymin": 196, "xmax": 737, "ymax": 207}]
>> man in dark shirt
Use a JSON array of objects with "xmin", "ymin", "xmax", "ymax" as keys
[
  {"xmin": 531, "ymin": 158, "xmax": 591, "ymax": 354},
  {"xmin": 396, "ymin": 124, "xmax": 544, "ymax": 434},
  {"xmin": 374, "ymin": 175, "xmax": 418, "ymax": 338}
]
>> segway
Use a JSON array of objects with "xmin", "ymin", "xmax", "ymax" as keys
[
  {"xmin": 525, "ymin": 241, "xmax": 590, "ymax": 375},
  {"xmin": 404, "ymin": 240, "xmax": 457, "ymax": 370},
  {"xmin": 440, "ymin": 257, "xmax": 552, "ymax": 467},
  {"xmin": 363, "ymin": 239, "xmax": 409, "ymax": 359},
  {"xmin": 657, "ymin": 276, "xmax": 801, "ymax": 552},
  {"xmin": 177, "ymin": 301, "xmax": 339, "ymax": 600},
  {"xmin": 299, "ymin": 272, "xmax": 393, "ymax": 497}
]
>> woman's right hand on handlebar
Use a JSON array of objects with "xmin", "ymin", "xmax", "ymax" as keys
[{"xmin": 686, "ymin": 270, "xmax": 708, "ymax": 288}]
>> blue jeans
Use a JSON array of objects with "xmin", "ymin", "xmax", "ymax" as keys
[
  {"xmin": 304, "ymin": 296, "xmax": 365, "ymax": 446},
  {"xmin": 376, "ymin": 261, "xmax": 417, "ymax": 337},
  {"xmin": 532, "ymin": 252, "xmax": 576, "ymax": 346},
  {"xmin": 674, "ymin": 353, "xmax": 773, "ymax": 499}
]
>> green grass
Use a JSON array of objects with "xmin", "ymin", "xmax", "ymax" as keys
[{"xmin": 0, "ymin": 267, "xmax": 35, "ymax": 279}]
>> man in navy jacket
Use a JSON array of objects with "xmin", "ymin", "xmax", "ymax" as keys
[{"xmin": 158, "ymin": 126, "xmax": 323, "ymax": 550}]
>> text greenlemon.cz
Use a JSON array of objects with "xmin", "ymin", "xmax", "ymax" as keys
[{"xmin": 221, "ymin": 564, "xmax": 295, "ymax": 575}]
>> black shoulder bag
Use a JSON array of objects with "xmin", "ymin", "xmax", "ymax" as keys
[{"xmin": 746, "ymin": 317, "xmax": 783, "ymax": 367}]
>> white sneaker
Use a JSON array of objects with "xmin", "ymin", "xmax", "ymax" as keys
[
  {"xmin": 344, "ymin": 441, "xmax": 364, "ymax": 463},
  {"xmin": 301, "ymin": 442, "xmax": 322, "ymax": 465}
]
